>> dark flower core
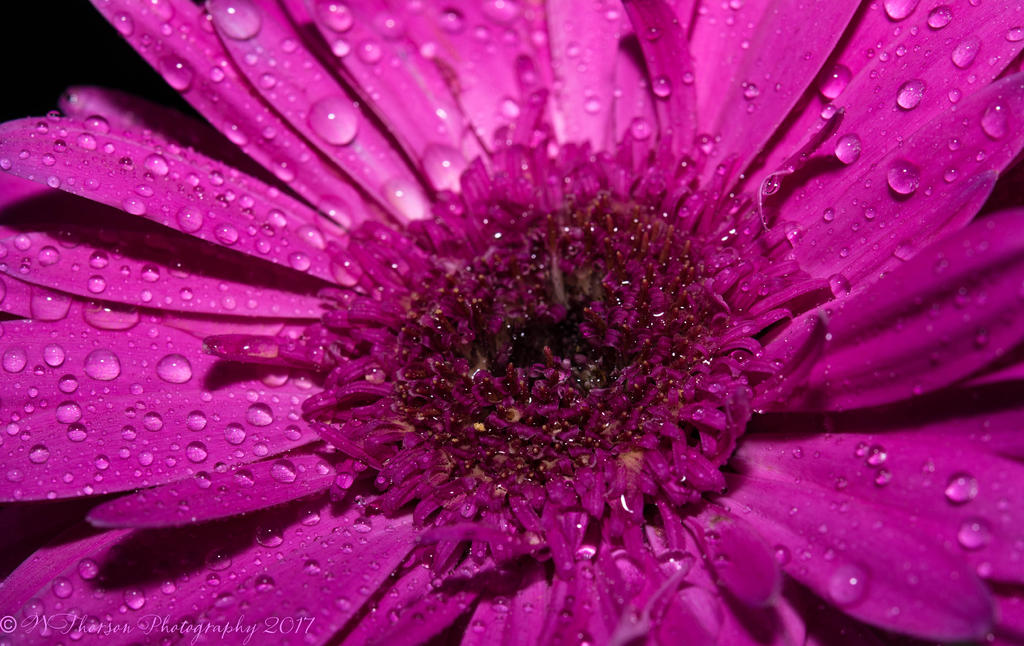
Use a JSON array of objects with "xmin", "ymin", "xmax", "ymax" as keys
[{"xmin": 215, "ymin": 140, "xmax": 814, "ymax": 569}]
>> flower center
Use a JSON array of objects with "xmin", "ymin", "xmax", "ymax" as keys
[{"xmin": 274, "ymin": 142, "xmax": 796, "ymax": 566}]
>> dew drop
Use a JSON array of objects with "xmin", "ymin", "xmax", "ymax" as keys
[
  {"xmin": 214, "ymin": 223, "xmax": 240, "ymax": 245},
  {"xmin": 308, "ymin": 96, "xmax": 358, "ymax": 146},
  {"xmin": 78, "ymin": 558, "xmax": 99, "ymax": 580},
  {"xmin": 270, "ymin": 459, "xmax": 297, "ymax": 483},
  {"xmin": 124, "ymin": 588, "xmax": 146, "ymax": 610},
  {"xmin": 829, "ymin": 563, "xmax": 870, "ymax": 605},
  {"xmin": 156, "ymin": 353, "xmax": 193, "ymax": 384},
  {"xmin": 1008, "ymin": 26, "xmax": 1024, "ymax": 42},
  {"xmin": 175, "ymin": 205, "xmax": 204, "ymax": 233},
  {"xmin": 927, "ymin": 5, "xmax": 952, "ymax": 28},
  {"xmin": 421, "ymin": 144, "xmax": 466, "ymax": 192},
  {"xmin": 981, "ymin": 102, "xmax": 1008, "ymax": 140},
  {"xmin": 84, "ymin": 349, "xmax": 121, "ymax": 381},
  {"xmin": 651, "ymin": 75, "xmax": 672, "ymax": 98},
  {"xmin": 30, "ymin": 291, "xmax": 71, "ymax": 321},
  {"xmin": 52, "ymin": 577, "xmax": 73, "ymax": 599},
  {"xmin": 2, "ymin": 347, "xmax": 27, "ymax": 373},
  {"xmin": 246, "ymin": 402, "xmax": 273, "ymax": 427},
  {"xmin": 818, "ymin": 64, "xmax": 851, "ymax": 99},
  {"xmin": 208, "ymin": 0, "xmax": 262, "ymax": 40},
  {"xmin": 186, "ymin": 410, "xmax": 208, "ymax": 432},
  {"xmin": 56, "ymin": 400, "xmax": 82, "ymax": 424},
  {"xmin": 143, "ymin": 153, "xmax": 170, "ymax": 177},
  {"xmin": 317, "ymin": 0, "xmax": 353, "ymax": 31},
  {"xmin": 159, "ymin": 56, "xmax": 194, "ymax": 92},
  {"xmin": 896, "ymin": 79, "xmax": 925, "ymax": 110},
  {"xmin": 828, "ymin": 273, "xmax": 851, "ymax": 297},
  {"xmin": 834, "ymin": 134, "xmax": 862, "ymax": 164},
  {"xmin": 883, "ymin": 0, "xmax": 919, "ymax": 20},
  {"xmin": 383, "ymin": 178, "xmax": 428, "ymax": 221},
  {"xmin": 944, "ymin": 472, "xmax": 979, "ymax": 504},
  {"xmin": 957, "ymin": 518, "xmax": 992, "ymax": 550},
  {"xmin": 29, "ymin": 444, "xmax": 50, "ymax": 464},
  {"xmin": 887, "ymin": 160, "xmax": 920, "ymax": 195},
  {"xmin": 255, "ymin": 525, "xmax": 284, "ymax": 547},
  {"xmin": 951, "ymin": 37, "xmax": 980, "ymax": 68},
  {"xmin": 224, "ymin": 423, "xmax": 247, "ymax": 445},
  {"xmin": 185, "ymin": 441, "xmax": 209, "ymax": 463}
]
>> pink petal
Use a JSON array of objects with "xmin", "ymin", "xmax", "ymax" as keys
[
  {"xmin": 88, "ymin": 0, "xmax": 373, "ymax": 217},
  {"xmin": 0, "ymin": 188, "xmax": 326, "ymax": 318},
  {"xmin": 1, "ymin": 502, "xmax": 415, "ymax": 646},
  {"xmin": 208, "ymin": 0, "xmax": 431, "ymax": 213},
  {"xmin": 689, "ymin": 505, "xmax": 782, "ymax": 607},
  {"xmin": 61, "ymin": 85, "xmax": 275, "ymax": 181},
  {"xmin": 622, "ymin": 0, "xmax": 696, "ymax": 154},
  {"xmin": 722, "ymin": 471, "xmax": 995, "ymax": 640},
  {"xmin": 87, "ymin": 453, "xmax": 333, "ymax": 528},
  {"xmin": 0, "ymin": 302, "xmax": 315, "ymax": 502},
  {"xmin": 754, "ymin": 0, "xmax": 1024, "ymax": 196},
  {"xmin": 547, "ymin": 0, "xmax": 625, "ymax": 151},
  {"xmin": 786, "ymin": 72, "xmax": 1024, "ymax": 289},
  {"xmin": 736, "ymin": 426, "xmax": 1024, "ymax": 585},
  {"xmin": 395, "ymin": 1, "xmax": 555, "ymax": 148},
  {"xmin": 691, "ymin": 0, "xmax": 861, "ymax": 177},
  {"xmin": 794, "ymin": 208, "xmax": 1024, "ymax": 410},
  {"xmin": 0, "ymin": 116, "xmax": 340, "ymax": 284}
]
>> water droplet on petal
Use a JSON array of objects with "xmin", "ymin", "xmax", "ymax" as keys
[
  {"xmin": 818, "ymin": 64, "xmax": 852, "ymax": 99},
  {"xmin": 185, "ymin": 441, "xmax": 209, "ymax": 463},
  {"xmin": 143, "ymin": 153, "xmax": 169, "ymax": 177},
  {"xmin": 156, "ymin": 353, "xmax": 193, "ymax": 384},
  {"xmin": 52, "ymin": 577, "xmax": 73, "ymax": 599},
  {"xmin": 652, "ymin": 75, "xmax": 672, "ymax": 98},
  {"xmin": 957, "ymin": 518, "xmax": 991, "ymax": 550},
  {"xmin": 927, "ymin": 5, "xmax": 952, "ymax": 28},
  {"xmin": 2, "ymin": 347, "xmax": 28, "ymax": 373},
  {"xmin": 159, "ymin": 56, "xmax": 194, "ymax": 91},
  {"xmin": 945, "ymin": 472, "xmax": 979, "ymax": 504},
  {"xmin": 270, "ymin": 459, "xmax": 297, "ymax": 483},
  {"xmin": 208, "ymin": 0, "xmax": 262, "ymax": 40},
  {"xmin": 883, "ymin": 0, "xmax": 919, "ymax": 20},
  {"xmin": 896, "ymin": 79, "xmax": 925, "ymax": 110},
  {"xmin": 78, "ymin": 558, "xmax": 99, "ymax": 580},
  {"xmin": 951, "ymin": 37, "xmax": 980, "ymax": 68},
  {"xmin": 29, "ymin": 444, "xmax": 50, "ymax": 464},
  {"xmin": 887, "ymin": 160, "xmax": 920, "ymax": 195},
  {"xmin": 828, "ymin": 563, "xmax": 870, "ymax": 605},
  {"xmin": 124, "ymin": 588, "xmax": 146, "ymax": 610},
  {"xmin": 317, "ymin": 0, "xmax": 353, "ymax": 31},
  {"xmin": 834, "ymin": 134, "xmax": 861, "ymax": 164},
  {"xmin": 421, "ymin": 144, "xmax": 466, "ymax": 192},
  {"xmin": 981, "ymin": 102, "xmax": 1008, "ymax": 140},
  {"xmin": 383, "ymin": 178, "xmax": 428, "ymax": 220},
  {"xmin": 1008, "ymin": 26, "xmax": 1024, "ymax": 42},
  {"xmin": 308, "ymin": 96, "xmax": 358, "ymax": 145},
  {"xmin": 176, "ymin": 205, "xmax": 204, "ymax": 232},
  {"xmin": 84, "ymin": 349, "xmax": 121, "ymax": 381},
  {"xmin": 43, "ymin": 344, "xmax": 66, "ymax": 367}
]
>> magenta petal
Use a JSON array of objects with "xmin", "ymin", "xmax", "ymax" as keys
[
  {"xmin": 622, "ymin": 0, "xmax": 696, "ymax": 154},
  {"xmin": 546, "ymin": 1, "xmax": 624, "ymax": 151},
  {"xmin": 755, "ymin": 0, "xmax": 1024, "ymax": 198},
  {"xmin": 87, "ymin": 454, "xmax": 333, "ymax": 528},
  {"xmin": 1, "ymin": 503, "xmax": 415, "ymax": 646},
  {"xmin": 60, "ymin": 85, "xmax": 273, "ymax": 181},
  {"xmin": 210, "ymin": 0, "xmax": 429, "ymax": 215},
  {"xmin": 0, "ymin": 116, "xmax": 340, "ymax": 284},
  {"xmin": 691, "ymin": 0, "xmax": 860, "ymax": 177},
  {"xmin": 690, "ymin": 505, "xmax": 781, "ymax": 607},
  {"xmin": 794, "ymin": 208, "xmax": 1024, "ymax": 410},
  {"xmin": 0, "ymin": 302, "xmax": 314, "ymax": 501},
  {"xmin": 88, "ymin": 0, "xmax": 373, "ymax": 214},
  {"xmin": 722, "ymin": 470, "xmax": 995, "ymax": 640},
  {"xmin": 788, "ymin": 71, "xmax": 1024, "ymax": 287},
  {"xmin": 0, "ymin": 190, "xmax": 326, "ymax": 319}
]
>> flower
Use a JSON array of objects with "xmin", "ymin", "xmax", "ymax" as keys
[{"xmin": 2, "ymin": 0, "xmax": 1024, "ymax": 644}]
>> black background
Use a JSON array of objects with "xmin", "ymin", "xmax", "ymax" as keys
[{"xmin": 1, "ymin": 1, "xmax": 192, "ymax": 122}]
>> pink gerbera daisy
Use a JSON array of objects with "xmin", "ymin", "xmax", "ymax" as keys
[{"xmin": 2, "ymin": 0, "xmax": 1024, "ymax": 644}]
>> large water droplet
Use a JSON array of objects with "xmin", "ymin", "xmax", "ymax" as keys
[
  {"xmin": 56, "ymin": 401, "xmax": 82, "ymax": 424},
  {"xmin": 308, "ymin": 96, "xmax": 359, "ymax": 145},
  {"xmin": 887, "ymin": 160, "xmax": 920, "ymax": 195},
  {"xmin": 176, "ymin": 205, "xmax": 204, "ymax": 232},
  {"xmin": 2, "ymin": 347, "xmax": 27, "ymax": 373},
  {"xmin": 29, "ymin": 444, "xmax": 50, "ymax": 464},
  {"xmin": 383, "ymin": 178, "xmax": 428, "ymax": 221},
  {"xmin": 156, "ymin": 353, "xmax": 193, "ymax": 384},
  {"xmin": 159, "ymin": 56, "xmax": 194, "ymax": 92},
  {"xmin": 818, "ymin": 64, "xmax": 852, "ymax": 99},
  {"xmin": 896, "ymin": 79, "xmax": 925, "ymax": 110},
  {"xmin": 957, "ymin": 518, "xmax": 992, "ymax": 550},
  {"xmin": 945, "ymin": 473, "xmax": 979, "ymax": 504},
  {"xmin": 208, "ymin": 0, "xmax": 262, "ymax": 40},
  {"xmin": 834, "ymin": 134, "xmax": 862, "ymax": 164},
  {"xmin": 185, "ymin": 441, "xmax": 209, "ymax": 463},
  {"xmin": 84, "ymin": 349, "xmax": 121, "ymax": 381},
  {"xmin": 78, "ymin": 558, "xmax": 99, "ymax": 580},
  {"xmin": 270, "ymin": 459, "xmax": 297, "ymax": 483},
  {"xmin": 30, "ymin": 291, "xmax": 71, "ymax": 321},
  {"xmin": 981, "ymin": 102, "xmax": 1008, "ymax": 140},
  {"xmin": 927, "ymin": 5, "xmax": 952, "ymax": 28},
  {"xmin": 421, "ymin": 144, "xmax": 466, "ymax": 192},
  {"xmin": 883, "ymin": 0, "xmax": 919, "ymax": 20},
  {"xmin": 828, "ymin": 563, "xmax": 870, "ymax": 605},
  {"xmin": 123, "ymin": 588, "xmax": 146, "ymax": 610},
  {"xmin": 951, "ymin": 37, "xmax": 980, "ymax": 68},
  {"xmin": 246, "ymin": 403, "xmax": 273, "ymax": 427},
  {"xmin": 317, "ymin": 0, "xmax": 354, "ymax": 32},
  {"xmin": 52, "ymin": 576, "xmax": 73, "ymax": 599}
]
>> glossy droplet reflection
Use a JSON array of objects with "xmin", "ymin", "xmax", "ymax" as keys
[
  {"xmin": 828, "ymin": 563, "xmax": 870, "ymax": 606},
  {"xmin": 887, "ymin": 160, "xmax": 921, "ymax": 195},
  {"xmin": 309, "ymin": 96, "xmax": 358, "ymax": 145},
  {"xmin": 209, "ymin": 0, "xmax": 263, "ymax": 40},
  {"xmin": 156, "ymin": 353, "xmax": 193, "ymax": 384},
  {"xmin": 896, "ymin": 79, "xmax": 925, "ymax": 110},
  {"xmin": 84, "ymin": 349, "xmax": 121, "ymax": 381},
  {"xmin": 834, "ymin": 134, "xmax": 861, "ymax": 164},
  {"xmin": 944, "ymin": 472, "xmax": 979, "ymax": 504}
]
